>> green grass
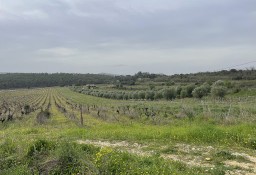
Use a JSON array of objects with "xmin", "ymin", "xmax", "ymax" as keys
[
  {"xmin": 229, "ymin": 88, "xmax": 256, "ymax": 97},
  {"xmin": 0, "ymin": 87, "xmax": 256, "ymax": 174},
  {"xmin": 0, "ymin": 111, "xmax": 207, "ymax": 174},
  {"xmin": 53, "ymin": 88, "xmax": 256, "ymax": 151}
]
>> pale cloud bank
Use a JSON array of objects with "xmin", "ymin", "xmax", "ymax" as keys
[{"xmin": 0, "ymin": 0, "xmax": 255, "ymax": 74}]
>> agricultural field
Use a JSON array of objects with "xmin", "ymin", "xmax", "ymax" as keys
[
  {"xmin": 0, "ymin": 85, "xmax": 256, "ymax": 175},
  {"xmin": 2, "ymin": 0, "xmax": 256, "ymax": 174}
]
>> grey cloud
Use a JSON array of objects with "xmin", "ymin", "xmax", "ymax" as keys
[
  {"xmin": 0, "ymin": 0, "xmax": 255, "ymax": 74},
  {"xmin": 111, "ymin": 64, "xmax": 128, "ymax": 67}
]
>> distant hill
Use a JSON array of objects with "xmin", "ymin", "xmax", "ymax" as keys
[
  {"xmin": 0, "ymin": 73, "xmax": 115, "ymax": 89},
  {"xmin": 162, "ymin": 68, "xmax": 256, "ymax": 83},
  {"xmin": 0, "ymin": 68, "xmax": 255, "ymax": 89},
  {"xmin": 129, "ymin": 69, "xmax": 256, "ymax": 84}
]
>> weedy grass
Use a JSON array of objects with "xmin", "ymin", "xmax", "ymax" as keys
[
  {"xmin": 0, "ymin": 136, "xmax": 212, "ymax": 174},
  {"xmin": 0, "ymin": 87, "xmax": 255, "ymax": 174}
]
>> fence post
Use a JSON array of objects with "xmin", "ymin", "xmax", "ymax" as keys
[{"xmin": 80, "ymin": 105, "xmax": 83, "ymax": 126}]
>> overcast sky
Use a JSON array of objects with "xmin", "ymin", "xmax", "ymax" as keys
[{"xmin": 0, "ymin": 0, "xmax": 255, "ymax": 75}]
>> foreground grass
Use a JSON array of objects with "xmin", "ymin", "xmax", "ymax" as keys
[
  {"xmin": 62, "ymin": 119, "xmax": 256, "ymax": 151},
  {"xmin": 0, "ymin": 105, "xmax": 213, "ymax": 174},
  {"xmin": 1, "ymin": 137, "xmax": 210, "ymax": 175}
]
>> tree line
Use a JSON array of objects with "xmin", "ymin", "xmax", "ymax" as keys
[
  {"xmin": 0, "ymin": 68, "xmax": 255, "ymax": 89},
  {"xmin": 0, "ymin": 73, "xmax": 115, "ymax": 89}
]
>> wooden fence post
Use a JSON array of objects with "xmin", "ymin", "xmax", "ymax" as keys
[{"xmin": 80, "ymin": 105, "xmax": 83, "ymax": 126}]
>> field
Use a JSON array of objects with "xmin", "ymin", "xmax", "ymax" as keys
[{"xmin": 0, "ymin": 86, "xmax": 256, "ymax": 175}]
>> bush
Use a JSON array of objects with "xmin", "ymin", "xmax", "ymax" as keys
[
  {"xmin": 26, "ymin": 141, "xmax": 100, "ymax": 175},
  {"xmin": 211, "ymin": 86, "xmax": 227, "ymax": 98},
  {"xmin": 179, "ymin": 85, "xmax": 196, "ymax": 98},
  {"xmin": 224, "ymin": 80, "xmax": 234, "ymax": 89},
  {"xmin": 202, "ymin": 82, "xmax": 211, "ymax": 92},
  {"xmin": 53, "ymin": 142, "xmax": 98, "ymax": 175},
  {"xmin": 192, "ymin": 83, "xmax": 211, "ymax": 99},
  {"xmin": 192, "ymin": 87, "xmax": 204, "ymax": 99},
  {"xmin": 116, "ymin": 93, "xmax": 123, "ymax": 100},
  {"xmin": 128, "ymin": 92, "xmax": 134, "ymax": 99},
  {"xmin": 138, "ymin": 91, "xmax": 146, "ymax": 99},
  {"xmin": 56, "ymin": 143, "xmax": 80, "ymax": 174},
  {"xmin": 24, "ymin": 105, "xmax": 31, "ymax": 114},
  {"xmin": 123, "ymin": 93, "xmax": 129, "ymax": 100},
  {"xmin": 180, "ymin": 88, "xmax": 188, "ymax": 98},
  {"xmin": 27, "ymin": 139, "xmax": 53, "ymax": 158},
  {"xmin": 163, "ymin": 88, "xmax": 176, "ymax": 100},
  {"xmin": 176, "ymin": 86, "xmax": 182, "ymax": 98},
  {"xmin": 166, "ymin": 81, "xmax": 175, "ymax": 86},
  {"xmin": 36, "ymin": 110, "xmax": 51, "ymax": 124},
  {"xmin": 154, "ymin": 91, "xmax": 163, "ymax": 100},
  {"xmin": 214, "ymin": 80, "xmax": 225, "ymax": 86},
  {"xmin": 186, "ymin": 84, "xmax": 196, "ymax": 97},
  {"xmin": 145, "ymin": 91, "xmax": 155, "ymax": 100},
  {"xmin": 133, "ymin": 92, "xmax": 139, "ymax": 99}
]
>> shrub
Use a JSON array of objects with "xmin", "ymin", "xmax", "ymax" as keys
[
  {"xmin": 186, "ymin": 84, "xmax": 196, "ymax": 97},
  {"xmin": 128, "ymin": 92, "xmax": 134, "ymax": 99},
  {"xmin": 138, "ymin": 91, "xmax": 146, "ymax": 99},
  {"xmin": 27, "ymin": 141, "xmax": 99, "ymax": 175},
  {"xmin": 180, "ymin": 88, "xmax": 188, "ymax": 98},
  {"xmin": 176, "ymin": 86, "xmax": 182, "ymax": 98},
  {"xmin": 123, "ymin": 93, "xmax": 129, "ymax": 100},
  {"xmin": 116, "ymin": 93, "xmax": 123, "ymax": 100},
  {"xmin": 24, "ymin": 105, "xmax": 31, "ymax": 114},
  {"xmin": 149, "ymin": 84, "xmax": 155, "ymax": 90},
  {"xmin": 163, "ymin": 88, "xmax": 176, "ymax": 100},
  {"xmin": 192, "ymin": 83, "xmax": 210, "ymax": 99},
  {"xmin": 132, "ymin": 92, "xmax": 139, "ymax": 99},
  {"xmin": 192, "ymin": 87, "xmax": 204, "ymax": 99},
  {"xmin": 179, "ymin": 85, "xmax": 195, "ymax": 98},
  {"xmin": 53, "ymin": 142, "xmax": 98, "ymax": 175},
  {"xmin": 154, "ymin": 91, "xmax": 163, "ymax": 100},
  {"xmin": 202, "ymin": 82, "xmax": 211, "ymax": 92},
  {"xmin": 27, "ymin": 139, "xmax": 53, "ymax": 158},
  {"xmin": 166, "ymin": 81, "xmax": 175, "ymax": 86},
  {"xmin": 56, "ymin": 143, "xmax": 80, "ymax": 174},
  {"xmin": 214, "ymin": 80, "xmax": 225, "ymax": 86},
  {"xmin": 110, "ymin": 93, "xmax": 116, "ymax": 99},
  {"xmin": 145, "ymin": 91, "xmax": 155, "ymax": 100},
  {"xmin": 103, "ymin": 92, "xmax": 110, "ymax": 98},
  {"xmin": 224, "ymin": 80, "xmax": 234, "ymax": 89},
  {"xmin": 211, "ymin": 86, "xmax": 227, "ymax": 98},
  {"xmin": 36, "ymin": 110, "xmax": 51, "ymax": 124}
]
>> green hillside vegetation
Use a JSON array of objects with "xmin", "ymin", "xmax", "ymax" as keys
[
  {"xmin": 0, "ymin": 73, "xmax": 115, "ymax": 89},
  {"xmin": 0, "ymin": 68, "xmax": 255, "ymax": 89},
  {"xmin": 72, "ymin": 78, "xmax": 254, "ymax": 101}
]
